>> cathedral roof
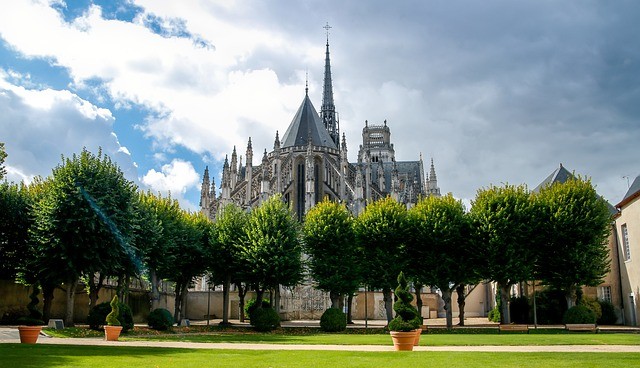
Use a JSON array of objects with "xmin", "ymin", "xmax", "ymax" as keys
[{"xmin": 281, "ymin": 94, "xmax": 337, "ymax": 149}]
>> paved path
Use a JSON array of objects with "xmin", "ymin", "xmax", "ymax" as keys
[{"xmin": 1, "ymin": 329, "xmax": 639, "ymax": 353}]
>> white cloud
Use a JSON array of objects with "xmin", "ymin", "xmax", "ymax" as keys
[
  {"xmin": 141, "ymin": 159, "xmax": 200, "ymax": 210},
  {"xmin": 0, "ymin": 69, "xmax": 138, "ymax": 185}
]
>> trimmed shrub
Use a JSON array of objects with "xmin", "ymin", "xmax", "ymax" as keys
[
  {"xmin": 388, "ymin": 272, "xmax": 421, "ymax": 332},
  {"xmin": 598, "ymin": 300, "xmax": 618, "ymax": 325},
  {"xmin": 320, "ymin": 308, "xmax": 347, "ymax": 332},
  {"xmin": 148, "ymin": 308, "xmax": 174, "ymax": 331},
  {"xmin": 580, "ymin": 297, "xmax": 602, "ymax": 321},
  {"xmin": 510, "ymin": 295, "xmax": 530, "ymax": 324},
  {"xmin": 563, "ymin": 305, "xmax": 596, "ymax": 324},
  {"xmin": 106, "ymin": 295, "xmax": 121, "ymax": 326},
  {"xmin": 488, "ymin": 307, "xmax": 500, "ymax": 323},
  {"xmin": 245, "ymin": 298, "xmax": 271, "ymax": 321},
  {"xmin": 87, "ymin": 299, "xmax": 134, "ymax": 332},
  {"xmin": 251, "ymin": 307, "xmax": 280, "ymax": 332}
]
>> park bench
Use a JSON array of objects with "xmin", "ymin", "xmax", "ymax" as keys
[
  {"xmin": 498, "ymin": 324, "xmax": 529, "ymax": 333},
  {"xmin": 565, "ymin": 323, "xmax": 598, "ymax": 333}
]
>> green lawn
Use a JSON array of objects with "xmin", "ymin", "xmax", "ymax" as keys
[
  {"xmin": 2, "ymin": 344, "xmax": 639, "ymax": 368},
  {"xmin": 123, "ymin": 332, "xmax": 640, "ymax": 346}
]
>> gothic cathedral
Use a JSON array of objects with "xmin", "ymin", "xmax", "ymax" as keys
[{"xmin": 199, "ymin": 35, "xmax": 440, "ymax": 220}]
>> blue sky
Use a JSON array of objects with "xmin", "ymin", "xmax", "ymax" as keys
[{"xmin": 1, "ymin": 0, "xmax": 639, "ymax": 210}]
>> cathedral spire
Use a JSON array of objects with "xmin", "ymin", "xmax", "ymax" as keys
[{"xmin": 321, "ymin": 22, "xmax": 339, "ymax": 147}]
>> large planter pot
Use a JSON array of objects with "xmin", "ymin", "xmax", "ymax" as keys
[
  {"xmin": 413, "ymin": 329, "xmax": 422, "ymax": 346},
  {"xmin": 18, "ymin": 326, "xmax": 42, "ymax": 344},
  {"xmin": 390, "ymin": 331, "xmax": 416, "ymax": 351},
  {"xmin": 104, "ymin": 325, "xmax": 123, "ymax": 341}
]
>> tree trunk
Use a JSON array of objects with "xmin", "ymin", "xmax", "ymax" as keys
[
  {"xmin": 414, "ymin": 282, "xmax": 423, "ymax": 319},
  {"xmin": 383, "ymin": 288, "xmax": 393, "ymax": 323},
  {"xmin": 238, "ymin": 284, "xmax": 247, "ymax": 322},
  {"xmin": 255, "ymin": 287, "xmax": 264, "ymax": 310},
  {"xmin": 150, "ymin": 269, "xmax": 160, "ymax": 311},
  {"xmin": 42, "ymin": 283, "xmax": 55, "ymax": 322},
  {"xmin": 329, "ymin": 290, "xmax": 340, "ymax": 309},
  {"xmin": 274, "ymin": 287, "xmax": 281, "ymax": 315},
  {"xmin": 499, "ymin": 283, "xmax": 511, "ymax": 324},
  {"xmin": 64, "ymin": 277, "xmax": 78, "ymax": 327},
  {"xmin": 347, "ymin": 293, "xmax": 354, "ymax": 324},
  {"xmin": 442, "ymin": 289, "xmax": 453, "ymax": 329},
  {"xmin": 221, "ymin": 276, "xmax": 231, "ymax": 325},
  {"xmin": 174, "ymin": 282, "xmax": 188, "ymax": 324},
  {"xmin": 456, "ymin": 284, "xmax": 466, "ymax": 326},
  {"xmin": 88, "ymin": 273, "xmax": 105, "ymax": 310}
]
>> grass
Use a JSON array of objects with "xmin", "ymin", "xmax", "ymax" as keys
[
  {"xmin": 43, "ymin": 326, "xmax": 640, "ymax": 346},
  {"xmin": 126, "ymin": 332, "xmax": 640, "ymax": 346},
  {"xmin": 2, "ymin": 344, "xmax": 639, "ymax": 368}
]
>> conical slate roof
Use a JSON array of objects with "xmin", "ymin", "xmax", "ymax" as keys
[{"xmin": 281, "ymin": 94, "xmax": 337, "ymax": 149}]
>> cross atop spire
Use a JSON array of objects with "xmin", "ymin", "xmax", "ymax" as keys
[{"xmin": 323, "ymin": 22, "xmax": 332, "ymax": 42}]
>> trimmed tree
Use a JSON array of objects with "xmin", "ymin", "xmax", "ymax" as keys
[
  {"xmin": 240, "ymin": 194, "xmax": 303, "ymax": 310},
  {"xmin": 210, "ymin": 203, "xmax": 248, "ymax": 325},
  {"xmin": 29, "ymin": 148, "xmax": 138, "ymax": 326},
  {"xmin": 407, "ymin": 194, "xmax": 478, "ymax": 329},
  {"xmin": 354, "ymin": 196, "xmax": 409, "ymax": 323},
  {"xmin": 303, "ymin": 198, "xmax": 360, "ymax": 309},
  {"xmin": 470, "ymin": 184, "xmax": 542, "ymax": 324},
  {"xmin": 535, "ymin": 177, "xmax": 612, "ymax": 308}
]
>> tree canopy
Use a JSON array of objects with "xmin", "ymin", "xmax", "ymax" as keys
[
  {"xmin": 240, "ymin": 194, "xmax": 303, "ymax": 303},
  {"xmin": 535, "ymin": 177, "xmax": 612, "ymax": 306},
  {"xmin": 354, "ymin": 196, "xmax": 408, "ymax": 322},
  {"xmin": 408, "ymin": 194, "xmax": 476, "ymax": 328},
  {"xmin": 303, "ymin": 198, "xmax": 360, "ymax": 308},
  {"xmin": 470, "ymin": 184, "xmax": 542, "ymax": 324}
]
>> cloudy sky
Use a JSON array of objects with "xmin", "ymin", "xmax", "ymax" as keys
[{"xmin": 1, "ymin": 0, "xmax": 639, "ymax": 210}]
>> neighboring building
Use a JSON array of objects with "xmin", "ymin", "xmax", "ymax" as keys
[
  {"xmin": 615, "ymin": 174, "xmax": 640, "ymax": 326},
  {"xmin": 533, "ymin": 164, "xmax": 623, "ymax": 322},
  {"xmin": 199, "ymin": 35, "xmax": 440, "ymax": 221}
]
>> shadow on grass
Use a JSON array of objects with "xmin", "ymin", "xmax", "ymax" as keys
[{"xmin": 0, "ymin": 344, "xmax": 195, "ymax": 368}]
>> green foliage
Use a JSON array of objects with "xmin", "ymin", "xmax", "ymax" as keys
[
  {"xmin": 354, "ymin": 197, "xmax": 408, "ymax": 292},
  {"xmin": 320, "ymin": 308, "xmax": 347, "ymax": 332},
  {"xmin": 388, "ymin": 272, "xmax": 421, "ymax": 332},
  {"xmin": 29, "ymin": 148, "xmax": 139, "ymax": 294},
  {"xmin": 580, "ymin": 297, "xmax": 602, "ymax": 321},
  {"xmin": 245, "ymin": 298, "xmax": 271, "ymax": 320},
  {"xmin": 563, "ymin": 305, "xmax": 596, "ymax": 324},
  {"xmin": 0, "ymin": 181, "xmax": 32, "ymax": 280},
  {"xmin": 210, "ymin": 203, "xmax": 248, "ymax": 284},
  {"xmin": 88, "ymin": 298, "xmax": 133, "ymax": 332},
  {"xmin": 534, "ymin": 288, "xmax": 568, "ymax": 325},
  {"xmin": 241, "ymin": 194, "xmax": 303, "ymax": 292},
  {"xmin": 303, "ymin": 199, "xmax": 360, "ymax": 301},
  {"xmin": 597, "ymin": 300, "xmax": 618, "ymax": 325},
  {"xmin": 470, "ymin": 184, "xmax": 541, "ymax": 323},
  {"xmin": 535, "ymin": 177, "xmax": 612, "ymax": 305},
  {"xmin": 250, "ymin": 307, "xmax": 280, "ymax": 332},
  {"xmin": 487, "ymin": 307, "xmax": 501, "ymax": 323},
  {"xmin": 509, "ymin": 295, "xmax": 530, "ymax": 324},
  {"xmin": 407, "ymin": 194, "xmax": 476, "ymax": 328},
  {"xmin": 106, "ymin": 295, "xmax": 121, "ymax": 326},
  {"xmin": 147, "ymin": 308, "xmax": 174, "ymax": 331},
  {"xmin": 0, "ymin": 142, "xmax": 7, "ymax": 180}
]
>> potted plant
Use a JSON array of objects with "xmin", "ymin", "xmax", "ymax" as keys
[
  {"xmin": 388, "ymin": 272, "xmax": 421, "ymax": 351},
  {"xmin": 104, "ymin": 295, "xmax": 123, "ymax": 341},
  {"xmin": 17, "ymin": 285, "xmax": 45, "ymax": 344}
]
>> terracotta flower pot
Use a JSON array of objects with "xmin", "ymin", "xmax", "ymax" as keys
[
  {"xmin": 18, "ymin": 326, "xmax": 42, "ymax": 344},
  {"xmin": 390, "ymin": 331, "xmax": 416, "ymax": 351},
  {"xmin": 413, "ymin": 329, "xmax": 422, "ymax": 346},
  {"xmin": 104, "ymin": 325, "xmax": 123, "ymax": 341}
]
